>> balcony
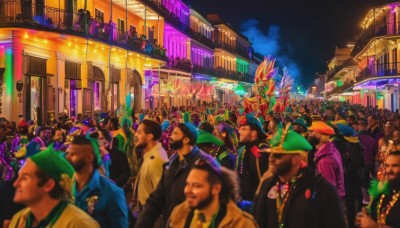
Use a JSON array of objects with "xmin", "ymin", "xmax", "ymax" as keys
[
  {"xmin": 0, "ymin": 2, "xmax": 167, "ymax": 61},
  {"xmin": 215, "ymin": 42, "xmax": 249, "ymax": 59},
  {"xmin": 189, "ymin": 30, "xmax": 214, "ymax": 49},
  {"xmin": 326, "ymin": 58, "xmax": 358, "ymax": 82},
  {"xmin": 167, "ymin": 57, "xmax": 192, "ymax": 73},
  {"xmin": 352, "ymin": 21, "xmax": 400, "ymax": 57},
  {"xmin": 138, "ymin": 0, "xmax": 214, "ymax": 49},
  {"xmin": 356, "ymin": 62, "xmax": 400, "ymax": 82},
  {"xmin": 326, "ymin": 80, "xmax": 354, "ymax": 97},
  {"xmin": 192, "ymin": 65, "xmax": 254, "ymax": 83}
]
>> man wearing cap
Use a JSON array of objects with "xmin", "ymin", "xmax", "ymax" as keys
[
  {"xmin": 336, "ymin": 123, "xmax": 365, "ymax": 228},
  {"xmin": 135, "ymin": 123, "xmax": 210, "ymax": 228},
  {"xmin": 29, "ymin": 126, "xmax": 51, "ymax": 151},
  {"xmin": 196, "ymin": 129, "xmax": 236, "ymax": 169},
  {"xmin": 237, "ymin": 113, "xmax": 269, "ymax": 201},
  {"xmin": 292, "ymin": 118, "xmax": 308, "ymax": 137},
  {"xmin": 65, "ymin": 135, "xmax": 128, "ymax": 227},
  {"xmin": 9, "ymin": 147, "xmax": 99, "ymax": 227},
  {"xmin": 168, "ymin": 156, "xmax": 258, "ymax": 227},
  {"xmin": 253, "ymin": 126, "xmax": 346, "ymax": 228},
  {"xmin": 308, "ymin": 121, "xmax": 346, "ymax": 200}
]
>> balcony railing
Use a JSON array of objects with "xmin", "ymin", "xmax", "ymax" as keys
[
  {"xmin": 192, "ymin": 65, "xmax": 254, "ymax": 83},
  {"xmin": 326, "ymin": 81, "xmax": 353, "ymax": 97},
  {"xmin": 167, "ymin": 57, "xmax": 192, "ymax": 73},
  {"xmin": 356, "ymin": 62, "xmax": 400, "ymax": 82},
  {"xmin": 189, "ymin": 30, "xmax": 214, "ymax": 49},
  {"xmin": 352, "ymin": 21, "xmax": 400, "ymax": 57},
  {"xmin": 215, "ymin": 42, "xmax": 249, "ymax": 59},
  {"xmin": 0, "ymin": 2, "xmax": 167, "ymax": 61},
  {"xmin": 326, "ymin": 59, "xmax": 358, "ymax": 82},
  {"xmin": 138, "ymin": 0, "xmax": 214, "ymax": 49}
]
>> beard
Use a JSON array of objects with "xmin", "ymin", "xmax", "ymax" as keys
[
  {"xmin": 170, "ymin": 138, "xmax": 184, "ymax": 150},
  {"xmin": 308, "ymin": 136, "xmax": 319, "ymax": 147},
  {"xmin": 191, "ymin": 190, "xmax": 214, "ymax": 210},
  {"xmin": 387, "ymin": 172, "xmax": 400, "ymax": 189},
  {"xmin": 69, "ymin": 159, "xmax": 86, "ymax": 172},
  {"xmin": 275, "ymin": 159, "xmax": 293, "ymax": 176},
  {"xmin": 135, "ymin": 141, "xmax": 147, "ymax": 150}
]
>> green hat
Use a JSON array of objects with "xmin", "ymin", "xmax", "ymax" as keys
[
  {"xmin": 267, "ymin": 123, "xmax": 312, "ymax": 154},
  {"xmin": 30, "ymin": 146, "xmax": 74, "ymax": 183},
  {"xmin": 196, "ymin": 130, "xmax": 223, "ymax": 146},
  {"xmin": 214, "ymin": 115, "xmax": 225, "ymax": 124},
  {"xmin": 238, "ymin": 113, "xmax": 266, "ymax": 135},
  {"xmin": 293, "ymin": 118, "xmax": 308, "ymax": 130}
]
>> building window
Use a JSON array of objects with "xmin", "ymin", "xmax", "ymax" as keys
[
  {"xmin": 118, "ymin": 19, "xmax": 125, "ymax": 32},
  {"xmin": 95, "ymin": 8, "xmax": 104, "ymax": 23}
]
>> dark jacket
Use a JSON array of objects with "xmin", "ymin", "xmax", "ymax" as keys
[
  {"xmin": 108, "ymin": 148, "xmax": 131, "ymax": 187},
  {"xmin": 370, "ymin": 187, "xmax": 400, "ymax": 228},
  {"xmin": 358, "ymin": 131, "xmax": 377, "ymax": 166},
  {"xmin": 253, "ymin": 167, "xmax": 346, "ymax": 228},
  {"xmin": 237, "ymin": 140, "xmax": 269, "ymax": 201},
  {"xmin": 135, "ymin": 146, "xmax": 209, "ymax": 228}
]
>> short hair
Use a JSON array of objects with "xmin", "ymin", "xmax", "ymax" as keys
[
  {"xmin": 140, "ymin": 119, "xmax": 162, "ymax": 141},
  {"xmin": 369, "ymin": 115, "xmax": 379, "ymax": 120},
  {"xmin": 71, "ymin": 135, "xmax": 99, "ymax": 169},
  {"xmin": 199, "ymin": 122, "xmax": 214, "ymax": 134},
  {"xmin": 51, "ymin": 128, "xmax": 62, "ymax": 137},
  {"xmin": 192, "ymin": 165, "xmax": 239, "ymax": 205},
  {"xmin": 176, "ymin": 123, "xmax": 197, "ymax": 145},
  {"xmin": 109, "ymin": 117, "xmax": 119, "ymax": 130},
  {"xmin": 36, "ymin": 168, "xmax": 70, "ymax": 201}
]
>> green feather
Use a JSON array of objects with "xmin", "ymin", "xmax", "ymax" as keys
[
  {"xmin": 183, "ymin": 112, "xmax": 190, "ymax": 123},
  {"xmin": 367, "ymin": 179, "xmax": 390, "ymax": 213}
]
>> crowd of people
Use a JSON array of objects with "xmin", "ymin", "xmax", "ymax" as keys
[{"xmin": 0, "ymin": 99, "xmax": 400, "ymax": 228}]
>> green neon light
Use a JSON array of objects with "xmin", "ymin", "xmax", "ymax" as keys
[{"xmin": 5, "ymin": 48, "xmax": 12, "ymax": 96}]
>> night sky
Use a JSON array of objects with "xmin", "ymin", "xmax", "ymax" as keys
[{"xmin": 187, "ymin": 0, "xmax": 395, "ymax": 88}]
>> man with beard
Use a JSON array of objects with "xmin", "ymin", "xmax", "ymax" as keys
[
  {"xmin": 308, "ymin": 121, "xmax": 346, "ymax": 200},
  {"xmin": 237, "ymin": 113, "xmax": 269, "ymax": 201},
  {"xmin": 48, "ymin": 128, "xmax": 65, "ymax": 151},
  {"xmin": 355, "ymin": 151, "xmax": 400, "ymax": 228},
  {"xmin": 65, "ymin": 135, "xmax": 128, "ymax": 227},
  {"xmin": 29, "ymin": 126, "xmax": 51, "ymax": 152},
  {"xmin": 135, "ymin": 123, "xmax": 210, "ymax": 228},
  {"xmin": 131, "ymin": 120, "xmax": 168, "ymax": 216},
  {"xmin": 168, "ymin": 156, "xmax": 258, "ymax": 227},
  {"xmin": 253, "ymin": 126, "xmax": 346, "ymax": 228}
]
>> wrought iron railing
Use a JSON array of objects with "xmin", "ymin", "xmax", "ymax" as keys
[
  {"xmin": 356, "ymin": 62, "xmax": 400, "ymax": 82},
  {"xmin": 139, "ymin": 0, "xmax": 214, "ymax": 49},
  {"xmin": 352, "ymin": 21, "xmax": 400, "ymax": 57},
  {"xmin": 192, "ymin": 65, "xmax": 254, "ymax": 83},
  {"xmin": 0, "ymin": 1, "xmax": 168, "ymax": 61},
  {"xmin": 214, "ymin": 42, "xmax": 249, "ymax": 59}
]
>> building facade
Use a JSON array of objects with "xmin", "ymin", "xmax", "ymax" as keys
[
  {"xmin": 325, "ymin": 2, "xmax": 400, "ymax": 111},
  {"xmin": 0, "ymin": 0, "xmax": 166, "ymax": 124},
  {"xmin": 0, "ymin": 0, "xmax": 261, "ymax": 123}
]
